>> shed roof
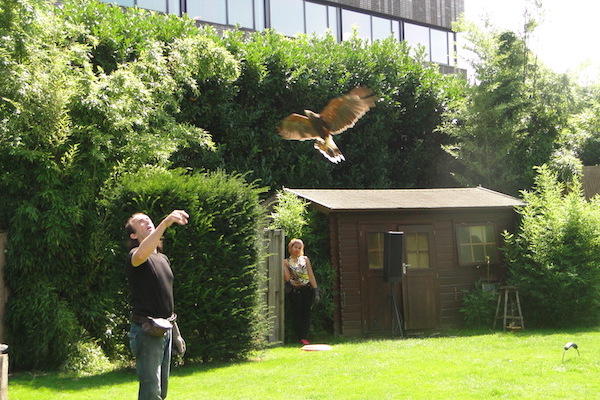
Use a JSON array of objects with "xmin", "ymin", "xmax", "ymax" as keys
[{"xmin": 284, "ymin": 187, "xmax": 523, "ymax": 211}]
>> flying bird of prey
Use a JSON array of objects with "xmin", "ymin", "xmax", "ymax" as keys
[{"xmin": 277, "ymin": 87, "xmax": 376, "ymax": 163}]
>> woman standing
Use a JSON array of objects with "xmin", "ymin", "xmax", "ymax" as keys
[{"xmin": 284, "ymin": 238, "xmax": 319, "ymax": 345}]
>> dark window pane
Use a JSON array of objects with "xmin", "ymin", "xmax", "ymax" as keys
[
  {"xmin": 270, "ymin": 0, "xmax": 304, "ymax": 36},
  {"xmin": 485, "ymin": 245, "xmax": 498, "ymax": 262},
  {"xmin": 469, "ymin": 226, "xmax": 484, "ymax": 243},
  {"xmin": 457, "ymin": 226, "xmax": 469, "ymax": 244},
  {"xmin": 328, "ymin": 6, "xmax": 338, "ymax": 38},
  {"xmin": 305, "ymin": 1, "xmax": 328, "ymax": 35},
  {"xmin": 485, "ymin": 224, "xmax": 494, "ymax": 241},
  {"xmin": 367, "ymin": 233, "xmax": 384, "ymax": 270},
  {"xmin": 407, "ymin": 253, "xmax": 418, "ymax": 268},
  {"xmin": 341, "ymin": 9, "xmax": 370, "ymax": 41},
  {"xmin": 404, "ymin": 22, "xmax": 430, "ymax": 60},
  {"xmin": 188, "ymin": 0, "xmax": 227, "ymax": 24},
  {"xmin": 229, "ymin": 0, "xmax": 253, "ymax": 28},
  {"xmin": 430, "ymin": 28, "xmax": 448, "ymax": 64},
  {"xmin": 372, "ymin": 16, "xmax": 391, "ymax": 41},
  {"xmin": 459, "ymin": 245, "xmax": 472, "ymax": 264},
  {"xmin": 255, "ymin": 0, "xmax": 265, "ymax": 30},
  {"xmin": 419, "ymin": 253, "xmax": 429, "ymax": 269},
  {"xmin": 473, "ymin": 245, "xmax": 485, "ymax": 262},
  {"xmin": 448, "ymin": 31, "xmax": 456, "ymax": 65}
]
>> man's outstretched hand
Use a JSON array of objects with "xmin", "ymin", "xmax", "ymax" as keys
[{"xmin": 165, "ymin": 210, "xmax": 189, "ymax": 227}]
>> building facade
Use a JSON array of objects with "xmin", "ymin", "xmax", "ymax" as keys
[{"xmin": 101, "ymin": 0, "xmax": 464, "ymax": 69}]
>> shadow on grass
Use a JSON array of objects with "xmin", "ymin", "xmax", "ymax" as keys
[
  {"xmin": 11, "ymin": 326, "xmax": 599, "ymax": 392},
  {"xmin": 11, "ymin": 359, "xmax": 253, "ymax": 391},
  {"xmin": 11, "ymin": 368, "xmax": 137, "ymax": 392}
]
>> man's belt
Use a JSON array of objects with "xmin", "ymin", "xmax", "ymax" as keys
[{"xmin": 132, "ymin": 313, "xmax": 177, "ymax": 324}]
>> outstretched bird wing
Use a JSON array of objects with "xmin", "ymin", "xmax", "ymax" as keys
[
  {"xmin": 319, "ymin": 87, "xmax": 376, "ymax": 135},
  {"xmin": 277, "ymin": 113, "xmax": 320, "ymax": 141}
]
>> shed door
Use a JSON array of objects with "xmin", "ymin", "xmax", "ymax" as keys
[
  {"xmin": 359, "ymin": 224, "xmax": 396, "ymax": 334},
  {"xmin": 400, "ymin": 225, "xmax": 439, "ymax": 330}
]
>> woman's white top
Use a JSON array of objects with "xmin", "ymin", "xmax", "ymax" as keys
[{"xmin": 287, "ymin": 256, "xmax": 309, "ymax": 286}]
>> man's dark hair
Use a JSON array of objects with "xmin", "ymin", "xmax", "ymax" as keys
[
  {"xmin": 125, "ymin": 213, "xmax": 163, "ymax": 251},
  {"xmin": 125, "ymin": 214, "xmax": 141, "ymax": 250}
]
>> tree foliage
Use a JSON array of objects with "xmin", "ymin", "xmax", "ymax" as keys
[
  {"xmin": 172, "ymin": 28, "xmax": 463, "ymax": 190},
  {"xmin": 0, "ymin": 0, "xmax": 239, "ymax": 369},
  {"xmin": 503, "ymin": 166, "xmax": 600, "ymax": 327},
  {"xmin": 446, "ymin": 18, "xmax": 576, "ymax": 195}
]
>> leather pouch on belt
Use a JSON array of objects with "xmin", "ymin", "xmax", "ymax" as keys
[{"xmin": 141, "ymin": 317, "xmax": 173, "ymax": 337}]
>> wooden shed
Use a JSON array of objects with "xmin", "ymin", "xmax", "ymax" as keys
[{"xmin": 284, "ymin": 187, "xmax": 523, "ymax": 336}]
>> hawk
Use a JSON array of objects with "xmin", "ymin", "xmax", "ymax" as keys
[{"xmin": 277, "ymin": 87, "xmax": 376, "ymax": 163}]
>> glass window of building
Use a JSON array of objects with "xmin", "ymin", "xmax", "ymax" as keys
[
  {"xmin": 392, "ymin": 20, "xmax": 400, "ymax": 40},
  {"xmin": 327, "ymin": 6, "xmax": 338, "ymax": 39},
  {"xmin": 188, "ymin": 0, "xmax": 227, "ymax": 24},
  {"xmin": 404, "ymin": 22, "xmax": 430, "ymax": 60},
  {"xmin": 271, "ymin": 0, "xmax": 304, "ymax": 37},
  {"xmin": 341, "ymin": 9, "xmax": 370, "ymax": 42},
  {"xmin": 228, "ymin": 0, "xmax": 254, "ymax": 29},
  {"xmin": 305, "ymin": 1, "xmax": 328, "ymax": 35},
  {"xmin": 137, "ymin": 0, "xmax": 165, "ymax": 12},
  {"xmin": 167, "ymin": 0, "xmax": 180, "ymax": 14},
  {"xmin": 372, "ymin": 16, "xmax": 392, "ymax": 41},
  {"xmin": 101, "ymin": 0, "xmax": 134, "ymax": 6},
  {"xmin": 430, "ymin": 28, "xmax": 448, "ymax": 64},
  {"xmin": 254, "ymin": 0, "xmax": 265, "ymax": 30}
]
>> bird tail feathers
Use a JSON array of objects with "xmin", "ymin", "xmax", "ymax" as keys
[{"xmin": 314, "ymin": 136, "xmax": 345, "ymax": 163}]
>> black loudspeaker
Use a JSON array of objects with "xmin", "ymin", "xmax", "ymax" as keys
[{"xmin": 384, "ymin": 231, "xmax": 404, "ymax": 282}]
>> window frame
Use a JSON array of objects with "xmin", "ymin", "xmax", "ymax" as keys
[
  {"xmin": 454, "ymin": 222, "xmax": 500, "ymax": 267},
  {"xmin": 404, "ymin": 231, "xmax": 431, "ymax": 269}
]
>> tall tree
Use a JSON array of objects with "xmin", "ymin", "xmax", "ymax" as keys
[{"xmin": 445, "ymin": 17, "xmax": 574, "ymax": 195}]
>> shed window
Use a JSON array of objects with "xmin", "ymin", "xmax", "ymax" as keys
[
  {"xmin": 456, "ymin": 224, "xmax": 498, "ymax": 265},
  {"xmin": 406, "ymin": 232, "xmax": 429, "ymax": 269},
  {"xmin": 367, "ymin": 232, "xmax": 384, "ymax": 269}
]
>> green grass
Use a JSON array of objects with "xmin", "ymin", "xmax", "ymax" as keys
[{"xmin": 10, "ymin": 328, "xmax": 600, "ymax": 399}]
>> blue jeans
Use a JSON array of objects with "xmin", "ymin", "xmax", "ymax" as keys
[{"xmin": 129, "ymin": 323, "xmax": 172, "ymax": 400}]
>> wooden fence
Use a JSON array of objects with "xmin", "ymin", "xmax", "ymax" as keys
[
  {"xmin": 0, "ymin": 232, "xmax": 7, "ymax": 400},
  {"xmin": 0, "ymin": 232, "xmax": 6, "ymax": 344},
  {"xmin": 260, "ymin": 229, "xmax": 285, "ymax": 343}
]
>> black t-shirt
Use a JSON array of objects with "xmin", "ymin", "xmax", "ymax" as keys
[{"xmin": 127, "ymin": 249, "xmax": 174, "ymax": 319}]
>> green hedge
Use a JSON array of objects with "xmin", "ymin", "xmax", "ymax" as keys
[
  {"xmin": 172, "ymin": 28, "xmax": 463, "ymax": 190},
  {"xmin": 503, "ymin": 166, "xmax": 600, "ymax": 327},
  {"xmin": 99, "ymin": 167, "xmax": 268, "ymax": 362}
]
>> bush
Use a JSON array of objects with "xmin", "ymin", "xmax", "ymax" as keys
[
  {"xmin": 1, "ymin": 0, "xmax": 239, "ymax": 369},
  {"xmin": 503, "ymin": 166, "xmax": 600, "ymax": 327},
  {"xmin": 61, "ymin": 341, "xmax": 113, "ymax": 376},
  {"xmin": 460, "ymin": 283, "xmax": 497, "ymax": 328},
  {"xmin": 99, "ymin": 167, "xmax": 268, "ymax": 362}
]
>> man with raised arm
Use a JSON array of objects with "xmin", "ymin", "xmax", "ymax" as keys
[{"xmin": 125, "ymin": 210, "xmax": 188, "ymax": 400}]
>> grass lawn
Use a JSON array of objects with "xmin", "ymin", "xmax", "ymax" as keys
[{"xmin": 9, "ymin": 328, "xmax": 600, "ymax": 399}]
